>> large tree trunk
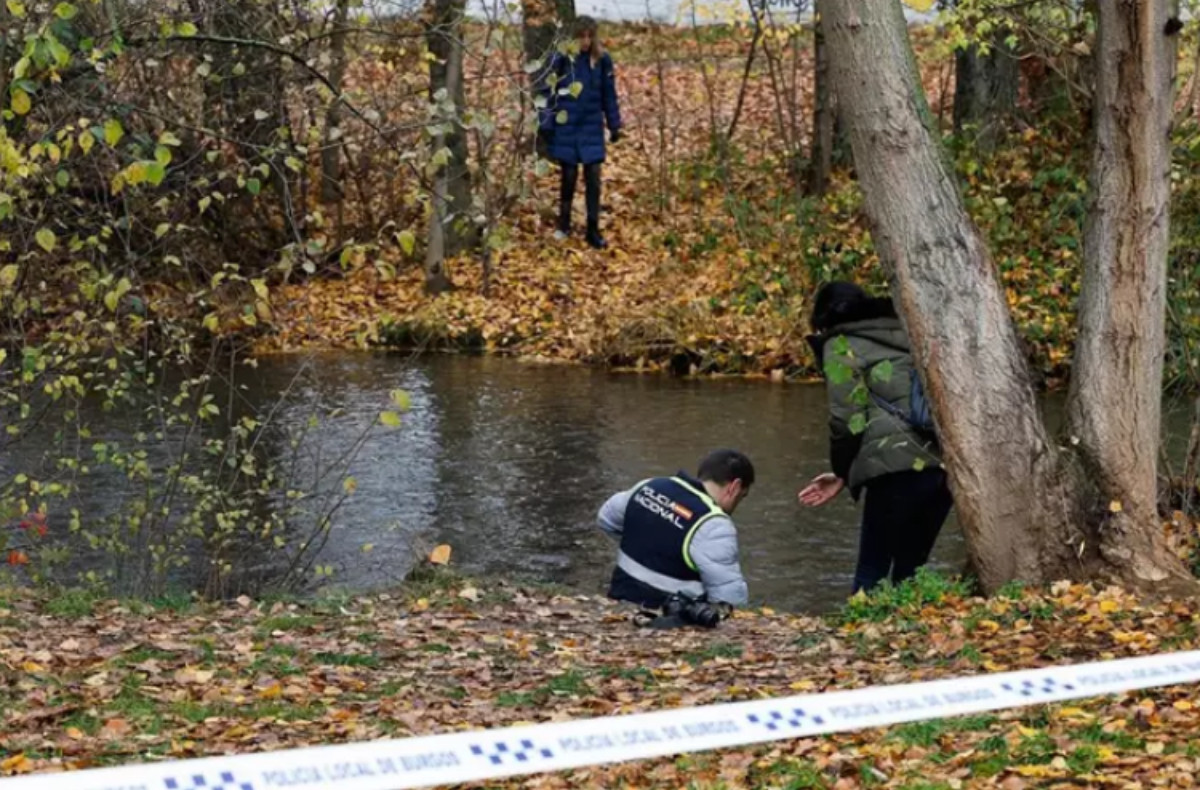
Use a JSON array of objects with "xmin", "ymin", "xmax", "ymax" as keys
[
  {"xmin": 953, "ymin": 30, "xmax": 1019, "ymax": 153},
  {"xmin": 826, "ymin": 0, "xmax": 1194, "ymax": 594},
  {"xmin": 425, "ymin": 0, "xmax": 474, "ymax": 261},
  {"xmin": 825, "ymin": 0, "xmax": 1074, "ymax": 591},
  {"xmin": 1067, "ymin": 0, "xmax": 1186, "ymax": 587},
  {"xmin": 808, "ymin": 0, "xmax": 833, "ymax": 196}
]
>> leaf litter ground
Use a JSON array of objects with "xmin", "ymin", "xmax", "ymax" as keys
[{"xmin": 2, "ymin": 574, "xmax": 1200, "ymax": 789}]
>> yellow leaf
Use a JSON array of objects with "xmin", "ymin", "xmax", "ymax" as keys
[
  {"xmin": 1173, "ymin": 700, "xmax": 1193, "ymax": 711},
  {"xmin": 343, "ymin": 477, "xmax": 357, "ymax": 495},
  {"xmin": 104, "ymin": 290, "xmax": 119, "ymax": 312},
  {"xmin": 458, "ymin": 587, "xmax": 480, "ymax": 602},
  {"xmin": 251, "ymin": 278, "xmax": 269, "ymax": 301},
  {"xmin": 0, "ymin": 264, "xmax": 18, "ymax": 289},
  {"xmin": 902, "ymin": 0, "xmax": 935, "ymax": 10},
  {"xmin": 125, "ymin": 161, "xmax": 148, "ymax": 185},
  {"xmin": 390, "ymin": 389, "xmax": 413, "ymax": 411},
  {"xmin": 0, "ymin": 753, "xmax": 31, "ymax": 774},
  {"xmin": 1109, "ymin": 500, "xmax": 1123, "ymax": 513},
  {"xmin": 202, "ymin": 313, "xmax": 219, "ymax": 333},
  {"xmin": 380, "ymin": 411, "xmax": 402, "ymax": 428},
  {"xmin": 396, "ymin": 229, "xmax": 415, "ymax": 256},
  {"xmin": 258, "ymin": 683, "xmax": 282, "ymax": 699},
  {"xmin": 428, "ymin": 544, "xmax": 452, "ymax": 565},
  {"xmin": 1146, "ymin": 741, "xmax": 1165, "ymax": 755},
  {"xmin": 10, "ymin": 88, "xmax": 31, "ymax": 116},
  {"xmin": 35, "ymin": 227, "xmax": 56, "ymax": 253},
  {"xmin": 21, "ymin": 660, "xmax": 44, "ymax": 673},
  {"xmin": 104, "ymin": 118, "xmax": 124, "ymax": 147},
  {"xmin": 1099, "ymin": 599, "xmax": 1119, "ymax": 614}
]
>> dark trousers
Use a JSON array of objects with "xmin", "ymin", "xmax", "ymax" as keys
[
  {"xmin": 559, "ymin": 162, "xmax": 602, "ymax": 238},
  {"xmin": 853, "ymin": 468, "xmax": 953, "ymax": 594},
  {"xmin": 608, "ymin": 566, "xmax": 669, "ymax": 610}
]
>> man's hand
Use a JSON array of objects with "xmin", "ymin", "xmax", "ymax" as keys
[
  {"xmin": 798, "ymin": 473, "xmax": 845, "ymax": 507},
  {"xmin": 610, "ymin": 128, "xmax": 622, "ymax": 144}
]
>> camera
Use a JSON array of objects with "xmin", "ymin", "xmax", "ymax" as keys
[{"xmin": 662, "ymin": 592, "xmax": 723, "ymax": 629}]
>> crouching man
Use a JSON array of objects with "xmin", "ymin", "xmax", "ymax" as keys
[{"xmin": 596, "ymin": 449, "xmax": 753, "ymax": 621}]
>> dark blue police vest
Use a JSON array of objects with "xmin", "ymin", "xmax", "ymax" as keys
[{"xmin": 608, "ymin": 472, "xmax": 725, "ymax": 607}]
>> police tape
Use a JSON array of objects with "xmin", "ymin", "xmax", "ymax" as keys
[{"xmin": 3, "ymin": 649, "xmax": 1200, "ymax": 790}]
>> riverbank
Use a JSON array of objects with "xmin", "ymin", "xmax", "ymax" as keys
[
  {"xmin": 251, "ymin": 24, "xmax": 1128, "ymax": 385},
  {"xmin": 3, "ymin": 571, "xmax": 1200, "ymax": 788}
]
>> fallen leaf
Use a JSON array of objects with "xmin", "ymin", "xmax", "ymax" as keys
[
  {"xmin": 0, "ymin": 754, "xmax": 31, "ymax": 774},
  {"xmin": 428, "ymin": 544, "xmax": 452, "ymax": 565},
  {"xmin": 101, "ymin": 718, "xmax": 131, "ymax": 738}
]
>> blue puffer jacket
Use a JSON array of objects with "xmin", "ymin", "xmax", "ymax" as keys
[{"xmin": 539, "ymin": 51, "xmax": 622, "ymax": 166}]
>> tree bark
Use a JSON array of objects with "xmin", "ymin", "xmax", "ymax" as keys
[
  {"xmin": 808, "ymin": 0, "xmax": 834, "ymax": 196},
  {"xmin": 425, "ymin": 0, "xmax": 474, "ymax": 260},
  {"xmin": 1067, "ymin": 0, "xmax": 1187, "ymax": 587},
  {"xmin": 825, "ymin": 0, "xmax": 1074, "ymax": 591},
  {"xmin": 953, "ymin": 30, "xmax": 1019, "ymax": 153},
  {"xmin": 826, "ymin": 0, "xmax": 1195, "ymax": 595},
  {"xmin": 522, "ymin": 0, "xmax": 575, "ymax": 81},
  {"xmin": 320, "ymin": 0, "xmax": 352, "ymax": 204}
]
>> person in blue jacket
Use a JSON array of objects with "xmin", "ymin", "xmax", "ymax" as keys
[{"xmin": 538, "ymin": 16, "xmax": 623, "ymax": 249}]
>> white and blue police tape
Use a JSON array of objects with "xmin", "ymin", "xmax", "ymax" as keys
[{"xmin": 4, "ymin": 649, "xmax": 1200, "ymax": 790}]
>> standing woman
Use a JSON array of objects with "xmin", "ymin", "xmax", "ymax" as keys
[
  {"xmin": 538, "ymin": 16, "xmax": 622, "ymax": 249},
  {"xmin": 797, "ymin": 282, "xmax": 953, "ymax": 594}
]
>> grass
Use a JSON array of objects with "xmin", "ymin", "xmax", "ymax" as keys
[
  {"xmin": 117, "ymin": 647, "xmax": 179, "ymax": 666},
  {"xmin": 312, "ymin": 651, "xmax": 380, "ymax": 668},
  {"xmin": 890, "ymin": 715, "xmax": 999, "ymax": 748},
  {"xmin": 258, "ymin": 614, "xmax": 320, "ymax": 634},
  {"xmin": 835, "ymin": 570, "xmax": 975, "ymax": 626},
  {"xmin": 45, "ymin": 588, "xmax": 100, "ymax": 618},
  {"xmin": 170, "ymin": 700, "xmax": 327, "ymax": 723},
  {"xmin": 1073, "ymin": 722, "xmax": 1146, "ymax": 751},
  {"xmin": 496, "ymin": 670, "xmax": 593, "ymax": 707},
  {"xmin": 683, "ymin": 642, "xmax": 743, "ymax": 666}
]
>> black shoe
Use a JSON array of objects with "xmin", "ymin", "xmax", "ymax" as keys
[{"xmin": 586, "ymin": 234, "xmax": 607, "ymax": 250}]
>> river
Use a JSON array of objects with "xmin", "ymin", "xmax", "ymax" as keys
[
  {"xmin": 14, "ymin": 352, "xmax": 1194, "ymax": 614},
  {"xmin": 198, "ymin": 352, "xmax": 969, "ymax": 612}
]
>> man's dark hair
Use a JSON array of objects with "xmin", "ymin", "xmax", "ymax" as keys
[{"xmin": 697, "ymin": 449, "xmax": 755, "ymax": 489}]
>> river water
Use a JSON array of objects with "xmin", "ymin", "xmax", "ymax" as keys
[
  {"xmin": 17, "ymin": 352, "xmax": 1193, "ymax": 614},
  {"xmin": 208, "ymin": 353, "xmax": 968, "ymax": 612}
]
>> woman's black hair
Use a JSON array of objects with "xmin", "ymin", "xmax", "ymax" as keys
[
  {"xmin": 811, "ymin": 281, "xmax": 869, "ymax": 333},
  {"xmin": 574, "ymin": 15, "xmax": 598, "ymax": 35},
  {"xmin": 810, "ymin": 281, "xmax": 898, "ymax": 333}
]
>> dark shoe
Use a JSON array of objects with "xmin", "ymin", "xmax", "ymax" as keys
[{"xmin": 586, "ymin": 233, "xmax": 607, "ymax": 250}]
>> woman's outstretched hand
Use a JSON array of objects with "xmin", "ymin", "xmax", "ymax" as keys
[{"xmin": 798, "ymin": 473, "xmax": 845, "ymax": 507}]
